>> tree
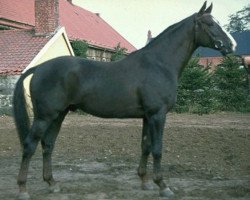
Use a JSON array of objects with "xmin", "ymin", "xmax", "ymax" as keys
[{"xmin": 225, "ymin": 4, "xmax": 250, "ymax": 33}]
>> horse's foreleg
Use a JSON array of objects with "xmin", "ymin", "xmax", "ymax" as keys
[
  {"xmin": 138, "ymin": 118, "xmax": 153, "ymax": 190},
  {"xmin": 41, "ymin": 111, "xmax": 67, "ymax": 193},
  {"xmin": 149, "ymin": 111, "xmax": 174, "ymax": 197},
  {"xmin": 17, "ymin": 119, "xmax": 50, "ymax": 200}
]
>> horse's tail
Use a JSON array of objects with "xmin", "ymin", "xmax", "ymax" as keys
[{"xmin": 13, "ymin": 68, "xmax": 36, "ymax": 147}]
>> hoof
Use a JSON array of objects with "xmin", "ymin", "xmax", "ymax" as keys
[
  {"xmin": 159, "ymin": 187, "xmax": 174, "ymax": 198},
  {"xmin": 49, "ymin": 183, "xmax": 61, "ymax": 193},
  {"xmin": 18, "ymin": 192, "xmax": 30, "ymax": 200},
  {"xmin": 142, "ymin": 182, "xmax": 154, "ymax": 190}
]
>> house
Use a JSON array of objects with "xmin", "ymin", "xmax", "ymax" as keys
[
  {"xmin": 194, "ymin": 31, "xmax": 250, "ymax": 69},
  {"xmin": 0, "ymin": 0, "xmax": 136, "ymax": 114}
]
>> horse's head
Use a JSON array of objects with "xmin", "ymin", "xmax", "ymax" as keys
[{"xmin": 194, "ymin": 1, "xmax": 237, "ymax": 55}]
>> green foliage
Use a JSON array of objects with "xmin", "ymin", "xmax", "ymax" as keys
[
  {"xmin": 175, "ymin": 56, "xmax": 249, "ymax": 114},
  {"xmin": 70, "ymin": 40, "xmax": 88, "ymax": 58},
  {"xmin": 175, "ymin": 57, "xmax": 215, "ymax": 114},
  {"xmin": 213, "ymin": 56, "xmax": 249, "ymax": 112},
  {"xmin": 111, "ymin": 43, "xmax": 127, "ymax": 61}
]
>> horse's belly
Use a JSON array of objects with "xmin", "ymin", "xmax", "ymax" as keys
[{"xmin": 78, "ymin": 97, "xmax": 144, "ymax": 118}]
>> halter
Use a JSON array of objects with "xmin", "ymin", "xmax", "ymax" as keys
[
  {"xmin": 194, "ymin": 15, "xmax": 200, "ymax": 46},
  {"xmin": 194, "ymin": 14, "xmax": 217, "ymax": 48},
  {"xmin": 194, "ymin": 19, "xmax": 198, "ymax": 45}
]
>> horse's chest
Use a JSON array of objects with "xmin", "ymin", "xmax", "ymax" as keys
[{"xmin": 138, "ymin": 78, "xmax": 177, "ymax": 113}]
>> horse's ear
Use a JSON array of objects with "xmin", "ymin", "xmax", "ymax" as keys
[
  {"xmin": 205, "ymin": 3, "xmax": 213, "ymax": 14},
  {"xmin": 198, "ymin": 1, "xmax": 207, "ymax": 16}
]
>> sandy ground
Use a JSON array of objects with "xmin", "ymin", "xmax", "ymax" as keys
[{"xmin": 0, "ymin": 113, "xmax": 249, "ymax": 200}]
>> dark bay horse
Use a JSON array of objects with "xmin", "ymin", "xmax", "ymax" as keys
[{"xmin": 13, "ymin": 2, "xmax": 236, "ymax": 199}]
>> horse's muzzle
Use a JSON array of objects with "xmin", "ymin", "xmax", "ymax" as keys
[
  {"xmin": 215, "ymin": 40, "xmax": 235, "ymax": 56},
  {"xmin": 220, "ymin": 45, "xmax": 235, "ymax": 56}
]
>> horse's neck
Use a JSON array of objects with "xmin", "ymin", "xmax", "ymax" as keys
[{"xmin": 145, "ymin": 17, "xmax": 197, "ymax": 78}]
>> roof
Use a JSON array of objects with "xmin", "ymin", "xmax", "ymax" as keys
[
  {"xmin": 59, "ymin": 0, "xmax": 136, "ymax": 52},
  {"xmin": 0, "ymin": 0, "xmax": 136, "ymax": 52},
  {"xmin": 0, "ymin": 29, "xmax": 51, "ymax": 75},
  {"xmin": 194, "ymin": 31, "xmax": 250, "ymax": 57},
  {"xmin": 0, "ymin": 0, "xmax": 34, "ymax": 27}
]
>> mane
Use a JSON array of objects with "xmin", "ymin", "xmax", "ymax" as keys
[{"xmin": 144, "ymin": 14, "xmax": 196, "ymax": 49}]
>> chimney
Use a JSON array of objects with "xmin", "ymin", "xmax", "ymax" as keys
[
  {"xmin": 35, "ymin": 0, "xmax": 59, "ymax": 36},
  {"xmin": 146, "ymin": 30, "xmax": 152, "ymax": 44},
  {"xmin": 67, "ymin": 0, "xmax": 73, "ymax": 4}
]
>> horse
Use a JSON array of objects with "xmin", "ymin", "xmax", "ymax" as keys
[{"xmin": 13, "ymin": 2, "xmax": 236, "ymax": 199}]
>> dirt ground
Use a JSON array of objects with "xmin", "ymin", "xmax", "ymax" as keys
[{"xmin": 0, "ymin": 113, "xmax": 249, "ymax": 200}]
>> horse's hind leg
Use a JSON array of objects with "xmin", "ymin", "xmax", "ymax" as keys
[
  {"xmin": 41, "ymin": 111, "xmax": 68, "ymax": 193},
  {"xmin": 138, "ymin": 117, "xmax": 153, "ymax": 190},
  {"xmin": 17, "ymin": 119, "xmax": 51, "ymax": 200}
]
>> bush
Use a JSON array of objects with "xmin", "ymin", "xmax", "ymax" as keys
[
  {"xmin": 70, "ymin": 40, "xmax": 88, "ymax": 58},
  {"xmin": 175, "ymin": 57, "xmax": 215, "ymax": 114},
  {"xmin": 111, "ymin": 43, "xmax": 127, "ymax": 61},
  {"xmin": 175, "ymin": 55, "xmax": 249, "ymax": 114},
  {"xmin": 213, "ymin": 55, "xmax": 249, "ymax": 112}
]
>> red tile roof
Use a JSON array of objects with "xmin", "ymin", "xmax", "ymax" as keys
[
  {"xmin": 0, "ymin": 0, "xmax": 34, "ymax": 27},
  {"xmin": 0, "ymin": 29, "xmax": 51, "ymax": 75},
  {"xmin": 59, "ymin": 0, "xmax": 136, "ymax": 52},
  {"xmin": 0, "ymin": 0, "xmax": 136, "ymax": 52}
]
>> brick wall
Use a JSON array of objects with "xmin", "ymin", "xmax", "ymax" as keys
[
  {"xmin": 35, "ymin": 0, "xmax": 59, "ymax": 35},
  {"xmin": 0, "ymin": 75, "xmax": 19, "ymax": 115},
  {"xmin": 198, "ymin": 57, "xmax": 223, "ymax": 71}
]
